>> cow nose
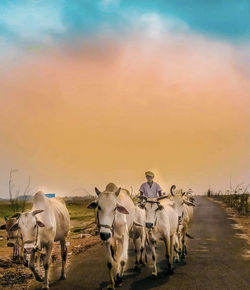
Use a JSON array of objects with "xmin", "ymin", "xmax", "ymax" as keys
[
  {"xmin": 7, "ymin": 242, "xmax": 14, "ymax": 247},
  {"xmin": 100, "ymin": 232, "xmax": 111, "ymax": 241},
  {"xmin": 146, "ymin": 223, "xmax": 153, "ymax": 229},
  {"xmin": 24, "ymin": 247, "xmax": 33, "ymax": 254}
]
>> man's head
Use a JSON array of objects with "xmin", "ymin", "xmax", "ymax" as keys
[{"xmin": 145, "ymin": 171, "xmax": 154, "ymax": 182}]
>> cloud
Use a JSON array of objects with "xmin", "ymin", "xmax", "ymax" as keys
[
  {"xmin": 99, "ymin": 0, "xmax": 120, "ymax": 10},
  {"xmin": 0, "ymin": 1, "xmax": 66, "ymax": 45}
]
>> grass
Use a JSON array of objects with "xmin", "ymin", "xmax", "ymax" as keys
[
  {"xmin": 66, "ymin": 201, "xmax": 95, "ymax": 222},
  {"xmin": 0, "ymin": 201, "xmax": 32, "ymax": 223}
]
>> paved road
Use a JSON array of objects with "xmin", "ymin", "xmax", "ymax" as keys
[{"xmin": 38, "ymin": 196, "xmax": 250, "ymax": 289}]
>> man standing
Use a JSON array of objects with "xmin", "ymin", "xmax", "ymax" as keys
[{"xmin": 139, "ymin": 171, "xmax": 163, "ymax": 198}]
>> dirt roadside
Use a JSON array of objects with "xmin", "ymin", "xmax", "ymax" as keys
[{"xmin": 0, "ymin": 222, "xmax": 100, "ymax": 290}]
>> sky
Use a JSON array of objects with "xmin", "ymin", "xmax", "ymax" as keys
[{"xmin": 0, "ymin": 0, "xmax": 249, "ymax": 197}]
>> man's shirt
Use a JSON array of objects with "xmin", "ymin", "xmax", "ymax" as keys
[{"xmin": 139, "ymin": 182, "xmax": 162, "ymax": 198}]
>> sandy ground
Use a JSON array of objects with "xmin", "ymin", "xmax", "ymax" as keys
[
  {"xmin": 208, "ymin": 197, "xmax": 250, "ymax": 247},
  {"xmin": 0, "ymin": 222, "xmax": 100, "ymax": 290}
]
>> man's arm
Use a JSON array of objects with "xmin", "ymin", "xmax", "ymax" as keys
[
  {"xmin": 139, "ymin": 184, "xmax": 145, "ymax": 196},
  {"xmin": 158, "ymin": 190, "xmax": 162, "ymax": 197}
]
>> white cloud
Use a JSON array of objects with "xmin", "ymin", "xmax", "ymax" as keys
[
  {"xmin": 0, "ymin": 2, "xmax": 66, "ymax": 45},
  {"xmin": 99, "ymin": 0, "xmax": 120, "ymax": 10}
]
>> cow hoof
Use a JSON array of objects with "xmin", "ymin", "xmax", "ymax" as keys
[
  {"xmin": 107, "ymin": 286, "xmax": 115, "ymax": 290},
  {"xmin": 60, "ymin": 274, "xmax": 66, "ymax": 280},
  {"xmin": 168, "ymin": 268, "xmax": 174, "ymax": 275},
  {"xmin": 115, "ymin": 274, "xmax": 123, "ymax": 287},
  {"xmin": 151, "ymin": 274, "xmax": 158, "ymax": 279},
  {"xmin": 134, "ymin": 265, "xmax": 140, "ymax": 272}
]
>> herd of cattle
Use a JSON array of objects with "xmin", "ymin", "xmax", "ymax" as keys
[{"xmin": 0, "ymin": 183, "xmax": 195, "ymax": 289}]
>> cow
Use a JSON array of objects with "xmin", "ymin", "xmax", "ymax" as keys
[
  {"xmin": 9, "ymin": 191, "xmax": 70, "ymax": 289},
  {"xmin": 170, "ymin": 185, "xmax": 195, "ymax": 259},
  {"xmin": 140, "ymin": 196, "xmax": 178, "ymax": 277},
  {"xmin": 129, "ymin": 204, "xmax": 147, "ymax": 269},
  {"xmin": 0, "ymin": 217, "xmax": 23, "ymax": 262},
  {"xmin": 87, "ymin": 183, "xmax": 135, "ymax": 290}
]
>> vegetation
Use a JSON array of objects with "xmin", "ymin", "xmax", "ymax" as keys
[{"xmin": 208, "ymin": 187, "xmax": 250, "ymax": 215}]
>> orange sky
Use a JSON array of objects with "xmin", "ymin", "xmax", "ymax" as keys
[{"xmin": 0, "ymin": 33, "xmax": 249, "ymax": 197}]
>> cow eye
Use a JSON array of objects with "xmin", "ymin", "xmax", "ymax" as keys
[{"xmin": 98, "ymin": 206, "xmax": 101, "ymax": 210}]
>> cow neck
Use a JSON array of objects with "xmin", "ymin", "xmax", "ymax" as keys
[{"xmin": 33, "ymin": 218, "xmax": 40, "ymax": 252}]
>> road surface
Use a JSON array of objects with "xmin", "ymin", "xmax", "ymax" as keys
[{"xmin": 34, "ymin": 196, "xmax": 250, "ymax": 290}]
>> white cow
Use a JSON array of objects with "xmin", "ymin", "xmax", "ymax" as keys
[
  {"xmin": 129, "ymin": 204, "xmax": 147, "ymax": 268},
  {"xmin": 170, "ymin": 185, "xmax": 195, "ymax": 259},
  {"xmin": 87, "ymin": 183, "xmax": 135, "ymax": 290},
  {"xmin": 140, "ymin": 196, "xmax": 178, "ymax": 277},
  {"xmin": 10, "ymin": 192, "xmax": 70, "ymax": 289}
]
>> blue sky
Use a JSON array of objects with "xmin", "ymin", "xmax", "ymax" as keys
[{"xmin": 0, "ymin": 0, "xmax": 249, "ymax": 49}]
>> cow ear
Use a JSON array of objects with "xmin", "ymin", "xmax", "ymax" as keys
[
  {"xmin": 11, "ymin": 213, "xmax": 21, "ymax": 219},
  {"xmin": 115, "ymin": 187, "xmax": 121, "ymax": 197},
  {"xmin": 87, "ymin": 201, "xmax": 98, "ymax": 209},
  {"xmin": 36, "ymin": 220, "xmax": 45, "ymax": 227},
  {"xmin": 0, "ymin": 224, "xmax": 6, "ymax": 230},
  {"xmin": 138, "ymin": 203, "xmax": 145, "ymax": 209},
  {"xmin": 10, "ymin": 223, "xmax": 19, "ymax": 232},
  {"xmin": 95, "ymin": 187, "xmax": 101, "ymax": 196},
  {"xmin": 4, "ymin": 216, "xmax": 8, "ymax": 221},
  {"xmin": 32, "ymin": 210, "xmax": 44, "ymax": 216},
  {"xmin": 183, "ymin": 200, "xmax": 195, "ymax": 207},
  {"xmin": 158, "ymin": 204, "xmax": 164, "ymax": 211},
  {"xmin": 116, "ymin": 204, "xmax": 129, "ymax": 214}
]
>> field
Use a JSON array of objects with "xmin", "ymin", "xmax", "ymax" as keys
[
  {"xmin": 209, "ymin": 193, "xmax": 250, "ymax": 215},
  {"xmin": 0, "ymin": 199, "xmax": 98, "ymax": 289}
]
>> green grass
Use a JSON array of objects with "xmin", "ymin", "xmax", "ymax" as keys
[
  {"xmin": 0, "ymin": 202, "xmax": 32, "ymax": 223},
  {"xmin": 66, "ymin": 201, "xmax": 95, "ymax": 222},
  {"xmin": 0, "ymin": 200, "xmax": 95, "ymax": 226}
]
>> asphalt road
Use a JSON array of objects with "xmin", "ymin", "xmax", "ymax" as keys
[{"xmin": 38, "ymin": 196, "xmax": 250, "ymax": 290}]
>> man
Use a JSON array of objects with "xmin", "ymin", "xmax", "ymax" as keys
[{"xmin": 139, "ymin": 171, "xmax": 163, "ymax": 198}]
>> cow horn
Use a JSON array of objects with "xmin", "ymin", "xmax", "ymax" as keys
[
  {"xmin": 170, "ymin": 185, "xmax": 176, "ymax": 196},
  {"xmin": 115, "ymin": 187, "xmax": 121, "ymax": 197},
  {"xmin": 95, "ymin": 187, "xmax": 101, "ymax": 196},
  {"xmin": 157, "ymin": 195, "xmax": 168, "ymax": 201},
  {"xmin": 32, "ymin": 209, "xmax": 44, "ymax": 216}
]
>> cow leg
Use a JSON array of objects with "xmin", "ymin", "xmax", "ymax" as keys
[
  {"xmin": 29, "ymin": 251, "xmax": 43, "ymax": 282},
  {"xmin": 140, "ymin": 229, "xmax": 147, "ymax": 265},
  {"xmin": 42, "ymin": 242, "xmax": 53, "ymax": 289},
  {"xmin": 164, "ymin": 235, "xmax": 172, "ymax": 273},
  {"xmin": 117, "ymin": 232, "xmax": 129, "ymax": 285},
  {"xmin": 36, "ymin": 250, "xmax": 41, "ymax": 268},
  {"xmin": 169, "ymin": 235, "xmax": 174, "ymax": 273},
  {"xmin": 149, "ymin": 239, "xmax": 157, "ymax": 277},
  {"xmin": 106, "ymin": 243, "xmax": 117, "ymax": 290},
  {"xmin": 133, "ymin": 237, "xmax": 140, "ymax": 269},
  {"xmin": 60, "ymin": 239, "xmax": 67, "ymax": 280},
  {"xmin": 181, "ymin": 229, "xmax": 186, "ymax": 259}
]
